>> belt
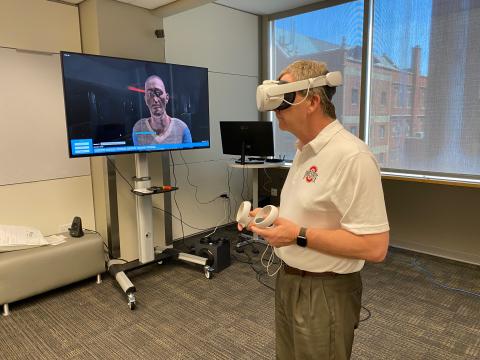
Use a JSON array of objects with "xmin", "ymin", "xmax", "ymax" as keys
[{"xmin": 283, "ymin": 264, "xmax": 340, "ymax": 278}]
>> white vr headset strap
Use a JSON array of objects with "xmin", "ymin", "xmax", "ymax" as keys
[{"xmin": 266, "ymin": 71, "xmax": 343, "ymax": 97}]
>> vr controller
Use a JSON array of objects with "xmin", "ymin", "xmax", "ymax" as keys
[
  {"xmin": 256, "ymin": 71, "xmax": 343, "ymax": 112},
  {"xmin": 236, "ymin": 201, "xmax": 279, "ymax": 229}
]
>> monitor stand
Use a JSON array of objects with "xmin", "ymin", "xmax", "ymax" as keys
[
  {"xmin": 235, "ymin": 140, "xmax": 264, "ymax": 165},
  {"xmin": 107, "ymin": 153, "xmax": 214, "ymax": 310}
]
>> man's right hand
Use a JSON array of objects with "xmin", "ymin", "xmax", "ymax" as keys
[{"xmin": 237, "ymin": 208, "xmax": 261, "ymax": 231}]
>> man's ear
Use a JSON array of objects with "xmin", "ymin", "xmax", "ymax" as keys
[
  {"xmin": 165, "ymin": 93, "xmax": 169, "ymax": 103},
  {"xmin": 307, "ymin": 94, "xmax": 321, "ymax": 114}
]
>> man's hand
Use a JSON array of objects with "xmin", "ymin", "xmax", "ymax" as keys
[
  {"xmin": 251, "ymin": 217, "xmax": 299, "ymax": 248},
  {"xmin": 237, "ymin": 208, "xmax": 261, "ymax": 231}
]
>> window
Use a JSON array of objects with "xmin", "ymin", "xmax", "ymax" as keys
[
  {"xmin": 381, "ymin": 91, "xmax": 387, "ymax": 107},
  {"xmin": 393, "ymin": 85, "xmax": 400, "ymax": 108},
  {"xmin": 349, "ymin": 126, "xmax": 358, "ymax": 136},
  {"xmin": 270, "ymin": 1, "xmax": 364, "ymax": 161},
  {"xmin": 268, "ymin": 0, "xmax": 480, "ymax": 180},
  {"xmin": 406, "ymin": 86, "xmax": 412, "ymax": 108},
  {"xmin": 420, "ymin": 88, "xmax": 426, "ymax": 109},
  {"xmin": 378, "ymin": 153, "xmax": 385, "ymax": 163},
  {"xmin": 351, "ymin": 88, "xmax": 359, "ymax": 105},
  {"xmin": 379, "ymin": 125, "xmax": 386, "ymax": 139},
  {"xmin": 371, "ymin": 0, "xmax": 480, "ymax": 177}
]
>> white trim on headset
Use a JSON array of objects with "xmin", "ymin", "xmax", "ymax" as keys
[{"xmin": 256, "ymin": 71, "xmax": 343, "ymax": 111}]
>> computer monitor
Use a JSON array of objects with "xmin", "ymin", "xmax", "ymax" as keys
[
  {"xmin": 219, "ymin": 121, "xmax": 274, "ymax": 164},
  {"xmin": 60, "ymin": 51, "xmax": 210, "ymax": 158}
]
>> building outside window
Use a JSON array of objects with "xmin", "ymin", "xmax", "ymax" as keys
[
  {"xmin": 379, "ymin": 125, "xmax": 386, "ymax": 139},
  {"xmin": 352, "ymin": 88, "xmax": 359, "ymax": 105}
]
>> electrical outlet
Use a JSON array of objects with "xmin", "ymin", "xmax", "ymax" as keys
[
  {"xmin": 271, "ymin": 188, "xmax": 278, "ymax": 197},
  {"xmin": 59, "ymin": 223, "xmax": 70, "ymax": 233}
]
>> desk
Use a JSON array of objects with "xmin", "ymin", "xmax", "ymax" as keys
[{"xmin": 229, "ymin": 162, "xmax": 286, "ymax": 246}]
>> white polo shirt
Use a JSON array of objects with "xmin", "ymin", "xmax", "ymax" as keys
[{"xmin": 275, "ymin": 120, "xmax": 390, "ymax": 274}]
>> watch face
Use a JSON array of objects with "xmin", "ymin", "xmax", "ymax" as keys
[{"xmin": 297, "ymin": 236, "xmax": 307, "ymax": 247}]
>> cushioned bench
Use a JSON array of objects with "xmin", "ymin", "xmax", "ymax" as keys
[{"xmin": 0, "ymin": 232, "xmax": 105, "ymax": 316}]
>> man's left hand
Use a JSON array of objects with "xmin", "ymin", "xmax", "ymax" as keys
[{"xmin": 251, "ymin": 217, "xmax": 299, "ymax": 248}]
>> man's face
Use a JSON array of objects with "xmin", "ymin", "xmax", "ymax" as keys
[
  {"xmin": 274, "ymin": 73, "xmax": 308, "ymax": 133},
  {"xmin": 145, "ymin": 77, "xmax": 169, "ymax": 117}
]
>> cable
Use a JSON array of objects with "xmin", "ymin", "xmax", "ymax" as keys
[
  {"xmin": 151, "ymin": 206, "xmax": 206, "ymax": 231},
  {"xmin": 281, "ymin": 79, "xmax": 312, "ymax": 107},
  {"xmin": 412, "ymin": 256, "xmax": 480, "ymax": 299},
  {"xmin": 244, "ymin": 247, "xmax": 276, "ymax": 291},
  {"xmin": 203, "ymin": 196, "xmax": 229, "ymax": 238},
  {"xmin": 179, "ymin": 151, "xmax": 222, "ymax": 205},
  {"xmin": 170, "ymin": 151, "xmax": 185, "ymax": 243},
  {"xmin": 226, "ymin": 165, "xmax": 237, "ymax": 222},
  {"xmin": 106, "ymin": 156, "xmax": 134, "ymax": 190},
  {"xmin": 260, "ymin": 244, "xmax": 283, "ymax": 277},
  {"xmin": 83, "ymin": 228, "xmax": 129, "ymax": 263},
  {"xmin": 360, "ymin": 306, "xmax": 371, "ymax": 322},
  {"xmin": 262, "ymin": 168, "xmax": 273, "ymax": 193},
  {"xmin": 105, "ymin": 152, "xmax": 232, "ymax": 235}
]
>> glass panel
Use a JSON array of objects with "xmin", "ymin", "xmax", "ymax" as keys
[
  {"xmin": 371, "ymin": 0, "xmax": 480, "ymax": 176},
  {"xmin": 270, "ymin": 1, "xmax": 365, "ymax": 161}
]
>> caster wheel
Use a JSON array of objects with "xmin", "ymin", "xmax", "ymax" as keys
[
  {"xmin": 204, "ymin": 266, "xmax": 214, "ymax": 279},
  {"xmin": 128, "ymin": 301, "xmax": 136, "ymax": 310}
]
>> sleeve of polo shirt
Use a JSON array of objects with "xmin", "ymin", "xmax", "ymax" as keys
[{"xmin": 331, "ymin": 152, "xmax": 390, "ymax": 235}]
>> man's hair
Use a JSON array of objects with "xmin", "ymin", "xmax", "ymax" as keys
[{"xmin": 278, "ymin": 60, "xmax": 337, "ymax": 119}]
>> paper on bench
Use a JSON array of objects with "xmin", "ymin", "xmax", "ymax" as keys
[
  {"xmin": 0, "ymin": 224, "xmax": 48, "ymax": 247},
  {"xmin": 45, "ymin": 234, "xmax": 67, "ymax": 246}
]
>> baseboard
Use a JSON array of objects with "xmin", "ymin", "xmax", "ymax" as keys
[{"xmin": 390, "ymin": 241, "xmax": 480, "ymax": 266}]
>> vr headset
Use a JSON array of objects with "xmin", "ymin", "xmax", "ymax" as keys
[{"xmin": 256, "ymin": 71, "xmax": 343, "ymax": 112}]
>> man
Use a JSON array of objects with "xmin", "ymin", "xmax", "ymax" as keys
[
  {"xmin": 241, "ymin": 60, "xmax": 390, "ymax": 359},
  {"xmin": 132, "ymin": 75, "xmax": 192, "ymax": 145}
]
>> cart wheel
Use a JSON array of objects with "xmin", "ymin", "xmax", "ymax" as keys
[
  {"xmin": 127, "ymin": 292, "xmax": 136, "ymax": 310},
  {"xmin": 204, "ymin": 266, "xmax": 214, "ymax": 279}
]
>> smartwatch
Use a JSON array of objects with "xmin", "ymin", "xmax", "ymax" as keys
[{"xmin": 296, "ymin": 227, "xmax": 308, "ymax": 247}]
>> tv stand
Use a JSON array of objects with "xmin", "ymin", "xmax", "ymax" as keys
[{"xmin": 107, "ymin": 153, "xmax": 213, "ymax": 310}]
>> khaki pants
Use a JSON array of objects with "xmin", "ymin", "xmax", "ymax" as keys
[{"xmin": 275, "ymin": 267, "xmax": 362, "ymax": 360}]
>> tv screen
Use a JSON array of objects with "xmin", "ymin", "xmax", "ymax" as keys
[{"xmin": 60, "ymin": 52, "xmax": 210, "ymax": 157}]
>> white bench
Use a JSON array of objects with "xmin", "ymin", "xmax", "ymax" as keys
[{"xmin": 0, "ymin": 232, "xmax": 105, "ymax": 316}]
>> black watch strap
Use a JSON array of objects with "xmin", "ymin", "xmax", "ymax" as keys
[{"xmin": 296, "ymin": 227, "xmax": 308, "ymax": 247}]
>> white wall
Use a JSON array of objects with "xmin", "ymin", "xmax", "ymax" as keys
[
  {"xmin": 0, "ymin": 0, "xmax": 95, "ymax": 236},
  {"xmin": 383, "ymin": 180, "xmax": 480, "ymax": 265},
  {"xmin": 162, "ymin": 3, "xmax": 260, "ymax": 239}
]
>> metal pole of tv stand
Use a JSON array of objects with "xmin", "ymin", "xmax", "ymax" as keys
[{"xmin": 107, "ymin": 153, "xmax": 213, "ymax": 310}]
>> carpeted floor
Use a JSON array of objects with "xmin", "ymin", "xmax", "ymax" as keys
[{"xmin": 1, "ymin": 226, "xmax": 479, "ymax": 359}]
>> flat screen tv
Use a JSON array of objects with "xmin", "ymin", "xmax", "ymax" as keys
[{"xmin": 60, "ymin": 51, "xmax": 210, "ymax": 157}]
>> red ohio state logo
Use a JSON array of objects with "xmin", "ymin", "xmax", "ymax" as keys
[{"xmin": 304, "ymin": 165, "xmax": 318, "ymax": 183}]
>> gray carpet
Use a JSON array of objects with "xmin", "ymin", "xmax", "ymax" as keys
[{"xmin": 1, "ymin": 228, "xmax": 479, "ymax": 360}]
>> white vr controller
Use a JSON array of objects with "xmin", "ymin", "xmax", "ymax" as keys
[{"xmin": 236, "ymin": 201, "xmax": 279, "ymax": 228}]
